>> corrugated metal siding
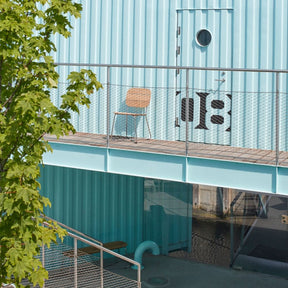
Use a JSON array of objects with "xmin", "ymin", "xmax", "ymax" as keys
[
  {"xmin": 50, "ymin": 0, "xmax": 288, "ymax": 148},
  {"xmin": 232, "ymin": 0, "xmax": 288, "ymax": 149},
  {"xmin": 39, "ymin": 166, "xmax": 193, "ymax": 254},
  {"xmin": 39, "ymin": 165, "xmax": 144, "ymax": 253},
  {"xmin": 51, "ymin": 0, "xmax": 178, "ymax": 139}
]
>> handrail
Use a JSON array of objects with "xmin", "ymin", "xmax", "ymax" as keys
[
  {"xmin": 54, "ymin": 62, "xmax": 288, "ymax": 74},
  {"xmin": 43, "ymin": 215, "xmax": 103, "ymax": 246},
  {"xmin": 67, "ymin": 231, "xmax": 142, "ymax": 288}
]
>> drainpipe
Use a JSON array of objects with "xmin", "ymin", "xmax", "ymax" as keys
[{"xmin": 131, "ymin": 241, "xmax": 160, "ymax": 270}]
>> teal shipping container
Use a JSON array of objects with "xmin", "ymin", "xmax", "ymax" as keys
[
  {"xmin": 40, "ymin": 166, "xmax": 193, "ymax": 255},
  {"xmin": 50, "ymin": 0, "xmax": 288, "ymax": 149}
]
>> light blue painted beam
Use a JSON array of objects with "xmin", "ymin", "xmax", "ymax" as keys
[
  {"xmin": 108, "ymin": 149, "xmax": 186, "ymax": 181},
  {"xmin": 187, "ymin": 158, "xmax": 277, "ymax": 193},
  {"xmin": 43, "ymin": 142, "xmax": 288, "ymax": 196},
  {"xmin": 43, "ymin": 143, "xmax": 107, "ymax": 171}
]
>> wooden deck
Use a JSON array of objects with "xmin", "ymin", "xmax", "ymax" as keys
[{"xmin": 44, "ymin": 132, "xmax": 288, "ymax": 167}]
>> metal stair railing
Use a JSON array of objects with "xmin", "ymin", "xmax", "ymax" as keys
[{"xmin": 41, "ymin": 216, "xmax": 142, "ymax": 288}]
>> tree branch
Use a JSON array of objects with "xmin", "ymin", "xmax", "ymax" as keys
[
  {"xmin": 0, "ymin": 56, "xmax": 3, "ymax": 102},
  {"xmin": 2, "ymin": 78, "xmax": 23, "ymax": 115}
]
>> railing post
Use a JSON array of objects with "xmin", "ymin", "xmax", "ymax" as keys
[
  {"xmin": 137, "ymin": 264, "xmax": 142, "ymax": 288},
  {"xmin": 275, "ymin": 72, "xmax": 280, "ymax": 166},
  {"xmin": 74, "ymin": 238, "xmax": 78, "ymax": 288},
  {"xmin": 107, "ymin": 66, "xmax": 110, "ymax": 148},
  {"xmin": 42, "ymin": 244, "xmax": 45, "ymax": 288},
  {"xmin": 230, "ymin": 205, "xmax": 234, "ymax": 267},
  {"xmin": 185, "ymin": 69, "xmax": 189, "ymax": 156},
  {"xmin": 100, "ymin": 246, "xmax": 104, "ymax": 288}
]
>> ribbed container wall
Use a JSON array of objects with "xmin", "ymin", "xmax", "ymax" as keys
[
  {"xmin": 39, "ymin": 165, "xmax": 144, "ymax": 253},
  {"xmin": 50, "ymin": 0, "xmax": 288, "ymax": 148},
  {"xmin": 232, "ymin": 0, "xmax": 288, "ymax": 150},
  {"xmin": 50, "ymin": 0, "xmax": 177, "ymax": 140}
]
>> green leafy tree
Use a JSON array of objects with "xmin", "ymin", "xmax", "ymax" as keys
[{"xmin": 0, "ymin": 0, "xmax": 102, "ymax": 286}]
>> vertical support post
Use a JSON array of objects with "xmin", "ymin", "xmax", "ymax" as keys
[
  {"xmin": 107, "ymin": 66, "xmax": 110, "ymax": 148},
  {"xmin": 42, "ymin": 244, "xmax": 45, "ymax": 288},
  {"xmin": 100, "ymin": 246, "xmax": 104, "ymax": 288},
  {"xmin": 230, "ymin": 205, "xmax": 234, "ymax": 267},
  {"xmin": 137, "ymin": 264, "xmax": 142, "ymax": 288},
  {"xmin": 74, "ymin": 238, "xmax": 77, "ymax": 288},
  {"xmin": 187, "ymin": 184, "xmax": 193, "ymax": 253},
  {"xmin": 185, "ymin": 69, "xmax": 189, "ymax": 156},
  {"xmin": 275, "ymin": 72, "xmax": 280, "ymax": 166}
]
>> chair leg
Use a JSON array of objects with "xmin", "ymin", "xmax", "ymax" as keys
[
  {"xmin": 145, "ymin": 115, "xmax": 152, "ymax": 139},
  {"xmin": 110, "ymin": 114, "xmax": 117, "ymax": 137},
  {"xmin": 134, "ymin": 116, "xmax": 137, "ymax": 143},
  {"xmin": 126, "ymin": 115, "xmax": 128, "ymax": 137}
]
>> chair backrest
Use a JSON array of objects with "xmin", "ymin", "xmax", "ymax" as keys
[{"xmin": 126, "ymin": 88, "xmax": 151, "ymax": 108}]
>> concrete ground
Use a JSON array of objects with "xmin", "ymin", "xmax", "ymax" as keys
[{"xmin": 106, "ymin": 254, "xmax": 288, "ymax": 288}]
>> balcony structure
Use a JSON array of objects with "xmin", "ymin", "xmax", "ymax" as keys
[{"xmin": 43, "ymin": 64, "xmax": 288, "ymax": 196}]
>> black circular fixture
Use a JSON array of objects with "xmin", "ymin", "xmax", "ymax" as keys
[{"xmin": 196, "ymin": 29, "xmax": 212, "ymax": 47}]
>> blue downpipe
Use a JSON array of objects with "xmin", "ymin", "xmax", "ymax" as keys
[{"xmin": 131, "ymin": 240, "xmax": 160, "ymax": 270}]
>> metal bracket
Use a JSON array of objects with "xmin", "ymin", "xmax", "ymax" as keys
[
  {"xmin": 176, "ymin": 46, "xmax": 181, "ymax": 56},
  {"xmin": 175, "ymin": 117, "xmax": 180, "ymax": 127},
  {"xmin": 215, "ymin": 78, "xmax": 225, "ymax": 83},
  {"xmin": 177, "ymin": 26, "xmax": 181, "ymax": 36}
]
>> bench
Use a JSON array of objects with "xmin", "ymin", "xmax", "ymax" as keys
[{"xmin": 63, "ymin": 241, "xmax": 127, "ymax": 257}]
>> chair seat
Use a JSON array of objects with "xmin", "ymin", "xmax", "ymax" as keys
[{"xmin": 114, "ymin": 111, "xmax": 147, "ymax": 117}]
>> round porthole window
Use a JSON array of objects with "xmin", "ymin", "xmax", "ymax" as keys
[{"xmin": 196, "ymin": 29, "xmax": 212, "ymax": 47}]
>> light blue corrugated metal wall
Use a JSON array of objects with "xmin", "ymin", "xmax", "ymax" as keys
[
  {"xmin": 50, "ymin": 0, "xmax": 288, "ymax": 148},
  {"xmin": 39, "ymin": 165, "xmax": 144, "ymax": 253},
  {"xmin": 232, "ymin": 0, "xmax": 288, "ymax": 150},
  {"xmin": 51, "ymin": 0, "xmax": 177, "ymax": 139}
]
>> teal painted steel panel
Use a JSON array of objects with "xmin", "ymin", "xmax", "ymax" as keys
[
  {"xmin": 39, "ymin": 165, "xmax": 145, "ymax": 253},
  {"xmin": 39, "ymin": 165, "xmax": 193, "ymax": 254}
]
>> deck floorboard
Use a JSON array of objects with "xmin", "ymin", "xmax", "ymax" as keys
[{"xmin": 44, "ymin": 132, "xmax": 288, "ymax": 167}]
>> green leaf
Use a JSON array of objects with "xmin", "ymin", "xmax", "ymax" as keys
[{"xmin": 48, "ymin": 77, "xmax": 58, "ymax": 88}]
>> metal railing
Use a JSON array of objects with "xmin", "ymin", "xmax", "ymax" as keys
[
  {"xmin": 38, "ymin": 217, "xmax": 142, "ymax": 288},
  {"xmin": 51, "ymin": 63, "xmax": 288, "ymax": 166}
]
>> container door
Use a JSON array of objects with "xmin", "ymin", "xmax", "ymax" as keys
[{"xmin": 176, "ymin": 9, "xmax": 233, "ymax": 145}]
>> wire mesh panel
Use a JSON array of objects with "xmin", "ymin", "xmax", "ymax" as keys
[
  {"xmin": 22, "ymin": 240, "xmax": 140, "ymax": 288},
  {"xmin": 46, "ymin": 64, "xmax": 288, "ymax": 166}
]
